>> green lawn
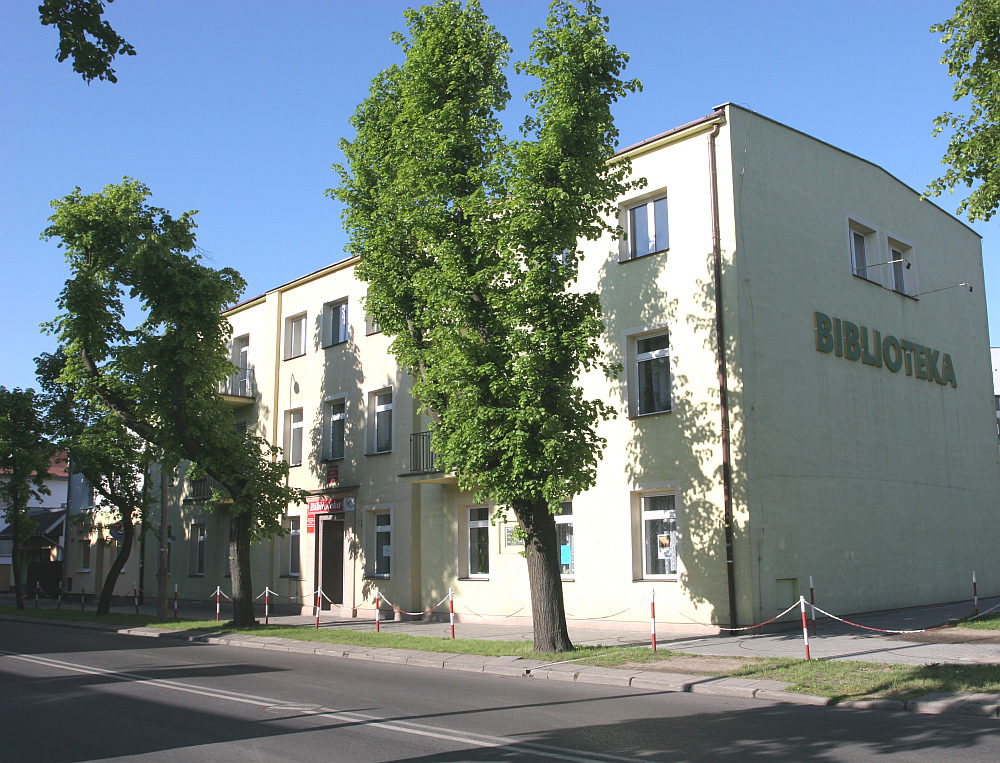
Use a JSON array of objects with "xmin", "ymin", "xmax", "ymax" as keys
[{"xmin": 4, "ymin": 605, "xmax": 999, "ymax": 702}]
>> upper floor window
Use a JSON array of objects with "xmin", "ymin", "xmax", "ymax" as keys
[
  {"xmin": 285, "ymin": 408, "xmax": 304, "ymax": 466},
  {"xmin": 323, "ymin": 299, "xmax": 349, "ymax": 347},
  {"xmin": 848, "ymin": 219, "xmax": 915, "ymax": 296},
  {"xmin": 849, "ymin": 222, "xmax": 875, "ymax": 282},
  {"xmin": 370, "ymin": 389, "xmax": 393, "ymax": 454},
  {"xmin": 284, "ymin": 313, "xmax": 307, "ymax": 359},
  {"xmin": 623, "ymin": 195, "xmax": 668, "ymax": 260},
  {"xmin": 887, "ymin": 238, "xmax": 912, "ymax": 295},
  {"xmin": 635, "ymin": 331, "xmax": 671, "ymax": 416},
  {"xmin": 326, "ymin": 398, "xmax": 346, "ymax": 460}
]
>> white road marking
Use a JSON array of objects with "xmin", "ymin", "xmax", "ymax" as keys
[{"xmin": 3, "ymin": 650, "xmax": 642, "ymax": 762}]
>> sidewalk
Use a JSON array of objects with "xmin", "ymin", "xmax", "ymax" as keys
[{"xmin": 5, "ymin": 593, "xmax": 1000, "ymax": 719}]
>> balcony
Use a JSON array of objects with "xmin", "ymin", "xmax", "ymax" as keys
[
  {"xmin": 219, "ymin": 365, "xmax": 255, "ymax": 406},
  {"xmin": 184, "ymin": 476, "xmax": 229, "ymax": 504},
  {"xmin": 409, "ymin": 431, "xmax": 440, "ymax": 474}
]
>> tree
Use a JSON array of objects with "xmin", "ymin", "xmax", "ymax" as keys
[
  {"xmin": 928, "ymin": 0, "xmax": 1000, "ymax": 221},
  {"xmin": 0, "ymin": 387, "xmax": 57, "ymax": 610},
  {"xmin": 36, "ymin": 350, "xmax": 151, "ymax": 616},
  {"xmin": 43, "ymin": 178, "xmax": 307, "ymax": 626},
  {"xmin": 333, "ymin": 0, "xmax": 639, "ymax": 652},
  {"xmin": 39, "ymin": 0, "xmax": 135, "ymax": 83}
]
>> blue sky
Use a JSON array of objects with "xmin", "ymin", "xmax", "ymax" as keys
[{"xmin": 1, "ymin": 0, "xmax": 991, "ymax": 390}]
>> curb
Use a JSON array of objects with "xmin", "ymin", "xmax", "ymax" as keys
[{"xmin": 3, "ymin": 613, "xmax": 997, "ymax": 721}]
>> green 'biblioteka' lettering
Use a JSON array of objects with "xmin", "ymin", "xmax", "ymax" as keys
[{"xmin": 814, "ymin": 311, "xmax": 957, "ymax": 388}]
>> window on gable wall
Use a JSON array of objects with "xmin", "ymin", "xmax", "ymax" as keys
[
  {"xmin": 887, "ymin": 239, "xmax": 911, "ymax": 295},
  {"xmin": 284, "ymin": 313, "xmax": 306, "ymax": 359},
  {"xmin": 623, "ymin": 195, "xmax": 669, "ymax": 260},
  {"xmin": 323, "ymin": 299, "xmax": 349, "ymax": 347}
]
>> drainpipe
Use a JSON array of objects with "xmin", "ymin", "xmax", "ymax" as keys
[{"xmin": 708, "ymin": 114, "xmax": 739, "ymax": 630}]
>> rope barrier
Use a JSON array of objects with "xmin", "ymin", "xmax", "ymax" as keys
[
  {"xmin": 664, "ymin": 600, "xmax": 801, "ymax": 632},
  {"xmin": 966, "ymin": 600, "xmax": 1000, "ymax": 620},
  {"xmin": 810, "ymin": 603, "xmax": 955, "ymax": 634},
  {"xmin": 459, "ymin": 604, "xmax": 525, "ymax": 619},
  {"xmin": 564, "ymin": 607, "xmax": 633, "ymax": 620},
  {"xmin": 378, "ymin": 591, "xmax": 451, "ymax": 618}
]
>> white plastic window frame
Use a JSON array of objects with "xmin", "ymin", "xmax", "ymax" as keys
[
  {"xmin": 284, "ymin": 313, "xmax": 307, "ymax": 359},
  {"xmin": 370, "ymin": 388, "xmax": 393, "ymax": 454},
  {"xmin": 325, "ymin": 396, "xmax": 347, "ymax": 461},
  {"xmin": 621, "ymin": 190, "xmax": 669, "ymax": 261},
  {"xmin": 467, "ymin": 506, "xmax": 491, "ymax": 578},
  {"xmin": 640, "ymin": 493, "xmax": 678, "ymax": 580},
  {"xmin": 323, "ymin": 299, "xmax": 349, "ymax": 347},
  {"xmin": 285, "ymin": 408, "xmax": 304, "ymax": 467}
]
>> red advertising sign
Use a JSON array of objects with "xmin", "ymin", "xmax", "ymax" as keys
[{"xmin": 306, "ymin": 496, "xmax": 344, "ymax": 533}]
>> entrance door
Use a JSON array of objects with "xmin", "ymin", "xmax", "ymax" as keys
[{"xmin": 317, "ymin": 516, "xmax": 344, "ymax": 609}]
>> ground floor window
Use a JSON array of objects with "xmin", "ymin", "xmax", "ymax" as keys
[
  {"xmin": 190, "ymin": 523, "xmax": 206, "ymax": 576},
  {"xmin": 468, "ymin": 507, "xmax": 490, "ymax": 578},
  {"xmin": 288, "ymin": 517, "xmax": 300, "ymax": 577},
  {"xmin": 555, "ymin": 501, "xmax": 574, "ymax": 576},
  {"xmin": 642, "ymin": 494, "xmax": 678, "ymax": 578},
  {"xmin": 79, "ymin": 540, "xmax": 91, "ymax": 571},
  {"xmin": 374, "ymin": 512, "xmax": 391, "ymax": 577}
]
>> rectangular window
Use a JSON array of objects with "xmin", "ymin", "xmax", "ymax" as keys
[
  {"xmin": 365, "ymin": 313, "xmax": 382, "ymax": 336},
  {"xmin": 848, "ymin": 221, "xmax": 877, "ymax": 283},
  {"xmin": 371, "ymin": 390, "xmax": 393, "ymax": 454},
  {"xmin": 285, "ymin": 409, "xmax": 304, "ymax": 466},
  {"xmin": 80, "ymin": 540, "xmax": 91, "ymax": 571},
  {"xmin": 288, "ymin": 517, "xmax": 300, "ymax": 577},
  {"xmin": 323, "ymin": 299, "xmax": 349, "ymax": 347},
  {"xmin": 635, "ymin": 332, "xmax": 671, "ymax": 416},
  {"xmin": 887, "ymin": 238, "xmax": 914, "ymax": 295},
  {"xmin": 374, "ymin": 512, "xmax": 391, "ymax": 577},
  {"xmin": 468, "ymin": 507, "xmax": 490, "ymax": 577},
  {"xmin": 555, "ymin": 501, "xmax": 574, "ymax": 576},
  {"xmin": 626, "ymin": 195, "xmax": 668, "ymax": 259},
  {"xmin": 233, "ymin": 335, "xmax": 251, "ymax": 395},
  {"xmin": 284, "ymin": 313, "xmax": 307, "ymax": 359},
  {"xmin": 642, "ymin": 494, "xmax": 678, "ymax": 578},
  {"xmin": 326, "ymin": 399, "xmax": 346, "ymax": 460},
  {"xmin": 191, "ymin": 523, "xmax": 206, "ymax": 576}
]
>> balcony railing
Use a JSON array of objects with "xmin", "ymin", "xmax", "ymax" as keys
[
  {"xmin": 186, "ymin": 477, "xmax": 226, "ymax": 503},
  {"xmin": 409, "ymin": 431, "xmax": 440, "ymax": 474},
  {"xmin": 219, "ymin": 365, "xmax": 255, "ymax": 401}
]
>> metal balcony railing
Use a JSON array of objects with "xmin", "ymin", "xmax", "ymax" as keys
[
  {"xmin": 219, "ymin": 365, "xmax": 255, "ymax": 400},
  {"xmin": 186, "ymin": 476, "xmax": 226, "ymax": 503},
  {"xmin": 409, "ymin": 431, "xmax": 440, "ymax": 473}
]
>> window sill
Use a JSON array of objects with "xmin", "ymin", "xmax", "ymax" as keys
[
  {"xmin": 619, "ymin": 248, "xmax": 668, "ymax": 264},
  {"xmin": 189, "ymin": 574, "xmax": 205, "ymax": 578},
  {"xmin": 363, "ymin": 574, "xmax": 390, "ymax": 580},
  {"xmin": 283, "ymin": 353, "xmax": 306, "ymax": 361},
  {"xmin": 458, "ymin": 576, "xmax": 490, "ymax": 581},
  {"xmin": 560, "ymin": 576, "xmax": 575, "ymax": 582},
  {"xmin": 279, "ymin": 574, "xmax": 301, "ymax": 579},
  {"xmin": 634, "ymin": 577, "xmax": 679, "ymax": 583},
  {"xmin": 323, "ymin": 340, "xmax": 348, "ymax": 349},
  {"xmin": 628, "ymin": 409, "xmax": 672, "ymax": 421},
  {"xmin": 321, "ymin": 457, "xmax": 345, "ymax": 464},
  {"xmin": 366, "ymin": 450, "xmax": 393, "ymax": 457}
]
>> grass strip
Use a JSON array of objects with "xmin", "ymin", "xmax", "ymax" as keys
[{"xmin": 5, "ymin": 605, "xmax": 1000, "ymax": 701}]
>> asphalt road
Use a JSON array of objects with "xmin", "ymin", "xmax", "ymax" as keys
[{"xmin": 2, "ymin": 619, "xmax": 999, "ymax": 762}]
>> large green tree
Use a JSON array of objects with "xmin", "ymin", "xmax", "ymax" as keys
[
  {"xmin": 334, "ymin": 0, "xmax": 639, "ymax": 651},
  {"xmin": 36, "ymin": 350, "xmax": 152, "ymax": 616},
  {"xmin": 39, "ymin": 0, "xmax": 135, "ymax": 83},
  {"xmin": 43, "ymin": 178, "xmax": 306, "ymax": 626},
  {"xmin": 929, "ymin": 0, "xmax": 1000, "ymax": 221},
  {"xmin": 0, "ymin": 387, "xmax": 57, "ymax": 610}
]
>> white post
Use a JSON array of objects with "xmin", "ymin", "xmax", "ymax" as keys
[{"xmin": 799, "ymin": 595, "xmax": 811, "ymax": 661}]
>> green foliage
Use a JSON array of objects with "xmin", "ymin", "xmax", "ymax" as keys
[
  {"xmin": 39, "ymin": 0, "xmax": 136, "ymax": 83},
  {"xmin": 0, "ymin": 387, "xmax": 56, "ymax": 540},
  {"xmin": 929, "ymin": 0, "xmax": 1000, "ymax": 221},
  {"xmin": 42, "ymin": 178, "xmax": 307, "ymax": 541},
  {"xmin": 333, "ymin": 0, "xmax": 639, "ymax": 515}
]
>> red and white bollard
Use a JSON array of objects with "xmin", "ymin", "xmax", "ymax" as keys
[
  {"xmin": 173, "ymin": 584, "xmax": 178, "ymax": 619},
  {"xmin": 375, "ymin": 588, "xmax": 381, "ymax": 633},
  {"xmin": 80, "ymin": 586, "xmax": 86, "ymax": 611},
  {"xmin": 133, "ymin": 583, "xmax": 139, "ymax": 615},
  {"xmin": 650, "ymin": 589, "xmax": 657, "ymax": 652},
  {"xmin": 809, "ymin": 575, "xmax": 817, "ymax": 636},
  {"xmin": 215, "ymin": 586, "xmax": 221, "ymax": 622},
  {"xmin": 315, "ymin": 588, "xmax": 322, "ymax": 629},
  {"xmin": 973, "ymin": 571, "xmax": 979, "ymax": 616},
  {"xmin": 265, "ymin": 587, "xmax": 270, "ymax": 625},
  {"xmin": 449, "ymin": 588, "xmax": 455, "ymax": 640},
  {"xmin": 800, "ymin": 595, "xmax": 811, "ymax": 661}
]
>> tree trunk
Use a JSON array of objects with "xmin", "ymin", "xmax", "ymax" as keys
[
  {"xmin": 11, "ymin": 508, "xmax": 24, "ymax": 611},
  {"xmin": 96, "ymin": 515, "xmax": 134, "ymax": 615},
  {"xmin": 515, "ymin": 499, "xmax": 573, "ymax": 652},
  {"xmin": 156, "ymin": 469, "xmax": 169, "ymax": 620},
  {"xmin": 228, "ymin": 509, "xmax": 256, "ymax": 626}
]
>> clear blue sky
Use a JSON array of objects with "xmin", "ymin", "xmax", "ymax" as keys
[{"xmin": 1, "ymin": 0, "xmax": 992, "ymax": 391}]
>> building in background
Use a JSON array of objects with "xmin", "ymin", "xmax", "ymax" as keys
[{"xmin": 154, "ymin": 104, "xmax": 1000, "ymax": 630}]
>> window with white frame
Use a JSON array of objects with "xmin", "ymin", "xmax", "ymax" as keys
[
  {"xmin": 326, "ymin": 398, "xmax": 346, "ymax": 460},
  {"xmin": 191, "ymin": 523, "xmax": 206, "ymax": 576},
  {"xmin": 233, "ymin": 334, "xmax": 250, "ymax": 395},
  {"xmin": 323, "ymin": 299, "xmax": 349, "ymax": 347},
  {"xmin": 887, "ymin": 239, "xmax": 911, "ymax": 295},
  {"xmin": 624, "ymin": 195, "xmax": 668, "ymax": 260},
  {"xmin": 467, "ymin": 507, "xmax": 490, "ymax": 577},
  {"xmin": 848, "ymin": 221, "xmax": 876, "ymax": 283},
  {"xmin": 283, "ymin": 313, "xmax": 307, "ymax": 359},
  {"xmin": 555, "ymin": 501, "xmax": 574, "ymax": 576},
  {"xmin": 285, "ymin": 408, "xmax": 304, "ymax": 466},
  {"xmin": 634, "ymin": 331, "xmax": 672, "ymax": 416},
  {"xmin": 641, "ymin": 494, "xmax": 678, "ymax": 578},
  {"xmin": 370, "ymin": 389, "xmax": 393, "ymax": 454},
  {"xmin": 288, "ymin": 517, "xmax": 300, "ymax": 576},
  {"xmin": 365, "ymin": 312, "xmax": 382, "ymax": 336},
  {"xmin": 373, "ymin": 511, "xmax": 391, "ymax": 577}
]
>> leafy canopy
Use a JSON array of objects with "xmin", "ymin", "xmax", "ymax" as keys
[
  {"xmin": 0, "ymin": 387, "xmax": 56, "ymax": 537},
  {"xmin": 333, "ymin": 0, "xmax": 639, "ymax": 513},
  {"xmin": 929, "ymin": 0, "xmax": 1000, "ymax": 221},
  {"xmin": 39, "ymin": 0, "xmax": 136, "ymax": 83}
]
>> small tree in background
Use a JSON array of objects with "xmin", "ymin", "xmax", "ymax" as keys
[
  {"xmin": 929, "ymin": 0, "xmax": 1000, "ymax": 221},
  {"xmin": 43, "ymin": 178, "xmax": 307, "ymax": 626},
  {"xmin": 334, "ymin": 0, "xmax": 639, "ymax": 651},
  {"xmin": 0, "ymin": 387, "xmax": 57, "ymax": 610},
  {"xmin": 36, "ymin": 349, "xmax": 152, "ymax": 616}
]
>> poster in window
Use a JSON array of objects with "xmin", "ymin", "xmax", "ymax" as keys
[
  {"xmin": 560, "ymin": 544, "xmax": 572, "ymax": 565},
  {"xmin": 657, "ymin": 533, "xmax": 673, "ymax": 560}
]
